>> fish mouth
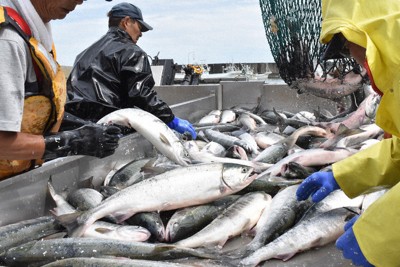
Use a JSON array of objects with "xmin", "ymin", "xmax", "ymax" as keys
[
  {"xmin": 248, "ymin": 173, "xmax": 258, "ymax": 182},
  {"xmin": 164, "ymin": 230, "xmax": 170, "ymax": 242}
]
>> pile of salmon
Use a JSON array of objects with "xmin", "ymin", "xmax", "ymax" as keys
[{"xmin": 0, "ymin": 91, "xmax": 387, "ymax": 267}]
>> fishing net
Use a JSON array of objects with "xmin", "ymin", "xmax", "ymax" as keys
[{"xmin": 258, "ymin": 0, "xmax": 360, "ymax": 86}]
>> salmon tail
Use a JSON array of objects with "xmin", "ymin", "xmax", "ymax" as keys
[
  {"xmin": 182, "ymin": 246, "xmax": 223, "ymax": 260},
  {"xmin": 226, "ymin": 242, "xmax": 255, "ymax": 259},
  {"xmin": 55, "ymin": 211, "xmax": 85, "ymax": 237}
]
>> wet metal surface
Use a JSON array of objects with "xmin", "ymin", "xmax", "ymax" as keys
[
  {"xmin": 221, "ymin": 235, "xmax": 353, "ymax": 267},
  {"xmin": 263, "ymin": 243, "xmax": 353, "ymax": 266}
]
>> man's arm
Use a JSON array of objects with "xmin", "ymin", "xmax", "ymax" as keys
[{"xmin": 0, "ymin": 131, "xmax": 45, "ymax": 160}]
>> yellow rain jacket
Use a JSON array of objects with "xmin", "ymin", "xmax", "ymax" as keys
[
  {"xmin": 321, "ymin": 0, "xmax": 400, "ymax": 266},
  {"xmin": 0, "ymin": 7, "xmax": 66, "ymax": 179}
]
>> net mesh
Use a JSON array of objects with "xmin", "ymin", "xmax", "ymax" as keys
[{"xmin": 259, "ymin": 0, "xmax": 357, "ymax": 85}]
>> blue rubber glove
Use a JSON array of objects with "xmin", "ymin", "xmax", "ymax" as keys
[
  {"xmin": 336, "ymin": 215, "xmax": 374, "ymax": 267},
  {"xmin": 167, "ymin": 117, "xmax": 197, "ymax": 139},
  {"xmin": 296, "ymin": 171, "xmax": 340, "ymax": 202}
]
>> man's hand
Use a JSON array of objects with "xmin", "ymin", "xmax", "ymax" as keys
[
  {"xmin": 43, "ymin": 124, "xmax": 121, "ymax": 160},
  {"xmin": 167, "ymin": 116, "xmax": 197, "ymax": 139},
  {"xmin": 336, "ymin": 215, "xmax": 374, "ymax": 267},
  {"xmin": 296, "ymin": 171, "xmax": 340, "ymax": 202}
]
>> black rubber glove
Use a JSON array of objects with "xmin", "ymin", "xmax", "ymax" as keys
[
  {"xmin": 43, "ymin": 124, "xmax": 121, "ymax": 160},
  {"xmin": 59, "ymin": 112, "xmax": 92, "ymax": 131},
  {"xmin": 109, "ymin": 124, "xmax": 135, "ymax": 135}
]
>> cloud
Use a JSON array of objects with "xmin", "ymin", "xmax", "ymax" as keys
[{"xmin": 52, "ymin": 0, "xmax": 273, "ymax": 66}]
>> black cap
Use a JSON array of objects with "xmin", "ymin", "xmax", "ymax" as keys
[
  {"xmin": 321, "ymin": 33, "xmax": 350, "ymax": 60},
  {"xmin": 109, "ymin": 2, "xmax": 153, "ymax": 32}
]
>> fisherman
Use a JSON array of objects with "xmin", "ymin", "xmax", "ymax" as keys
[
  {"xmin": 64, "ymin": 2, "xmax": 197, "ymax": 139},
  {"xmin": 181, "ymin": 64, "xmax": 203, "ymax": 85},
  {"xmin": 296, "ymin": 0, "xmax": 400, "ymax": 266},
  {"xmin": 0, "ymin": 0, "xmax": 121, "ymax": 180}
]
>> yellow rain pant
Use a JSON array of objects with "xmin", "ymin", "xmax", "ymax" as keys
[{"xmin": 323, "ymin": 0, "xmax": 400, "ymax": 265}]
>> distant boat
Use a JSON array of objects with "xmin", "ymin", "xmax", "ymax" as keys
[{"xmin": 174, "ymin": 63, "xmax": 272, "ymax": 84}]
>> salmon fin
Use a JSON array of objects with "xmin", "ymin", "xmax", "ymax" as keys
[
  {"xmin": 160, "ymin": 133, "xmax": 172, "ymax": 146},
  {"xmin": 246, "ymin": 226, "xmax": 257, "ymax": 237},
  {"xmin": 335, "ymin": 123, "xmax": 350, "ymax": 135},
  {"xmin": 193, "ymin": 246, "xmax": 229, "ymax": 260},
  {"xmin": 94, "ymin": 227, "xmax": 113, "ymax": 234},
  {"xmin": 49, "ymin": 208, "xmax": 60, "ymax": 217},
  {"xmin": 310, "ymin": 236, "xmax": 325, "ymax": 247},
  {"xmin": 272, "ymin": 108, "xmax": 286, "ymax": 133},
  {"xmin": 78, "ymin": 176, "xmax": 95, "ymax": 189},
  {"xmin": 55, "ymin": 211, "xmax": 84, "ymax": 236},
  {"xmin": 217, "ymin": 237, "xmax": 229, "ymax": 249},
  {"xmin": 278, "ymin": 252, "xmax": 297, "ymax": 261},
  {"xmin": 142, "ymin": 157, "xmax": 157, "ymax": 168},
  {"xmin": 47, "ymin": 181, "xmax": 57, "ymax": 200},
  {"xmin": 43, "ymin": 231, "xmax": 67, "ymax": 240},
  {"xmin": 141, "ymin": 166, "xmax": 168, "ymax": 176}
]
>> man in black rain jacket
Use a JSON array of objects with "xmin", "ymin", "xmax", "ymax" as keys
[{"xmin": 64, "ymin": 2, "xmax": 196, "ymax": 139}]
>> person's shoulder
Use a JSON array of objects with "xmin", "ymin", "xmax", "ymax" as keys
[
  {"xmin": 120, "ymin": 37, "xmax": 146, "ymax": 52},
  {"xmin": 115, "ymin": 42, "xmax": 147, "ymax": 61},
  {"xmin": 128, "ymin": 43, "xmax": 146, "ymax": 54},
  {"xmin": 0, "ymin": 25, "xmax": 28, "ymax": 50}
]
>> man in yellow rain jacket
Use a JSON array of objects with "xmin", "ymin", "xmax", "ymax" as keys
[{"xmin": 296, "ymin": 0, "xmax": 400, "ymax": 266}]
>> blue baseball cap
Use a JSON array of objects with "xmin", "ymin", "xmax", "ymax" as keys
[{"xmin": 109, "ymin": 2, "xmax": 153, "ymax": 32}]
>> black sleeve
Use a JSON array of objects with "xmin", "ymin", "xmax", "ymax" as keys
[
  {"xmin": 59, "ymin": 112, "xmax": 92, "ymax": 131},
  {"xmin": 120, "ymin": 49, "xmax": 174, "ymax": 123}
]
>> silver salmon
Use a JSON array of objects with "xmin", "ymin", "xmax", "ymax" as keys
[
  {"xmin": 243, "ymin": 184, "xmax": 312, "ymax": 254},
  {"xmin": 239, "ymin": 207, "xmax": 358, "ymax": 267},
  {"xmin": 48, "ymin": 180, "xmax": 151, "ymax": 242},
  {"xmin": 175, "ymin": 192, "xmax": 271, "ymax": 248},
  {"xmin": 0, "ymin": 216, "xmax": 62, "ymax": 255},
  {"xmin": 41, "ymin": 257, "xmax": 192, "ymax": 267},
  {"xmin": 58, "ymin": 163, "xmax": 255, "ymax": 237},
  {"xmin": 97, "ymin": 108, "xmax": 190, "ymax": 166},
  {"xmin": 1, "ymin": 238, "xmax": 216, "ymax": 266},
  {"xmin": 165, "ymin": 195, "xmax": 240, "ymax": 242}
]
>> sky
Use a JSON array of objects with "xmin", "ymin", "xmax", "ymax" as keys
[{"xmin": 52, "ymin": 0, "xmax": 274, "ymax": 67}]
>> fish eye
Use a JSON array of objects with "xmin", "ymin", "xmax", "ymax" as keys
[{"xmin": 241, "ymin": 167, "xmax": 248, "ymax": 173}]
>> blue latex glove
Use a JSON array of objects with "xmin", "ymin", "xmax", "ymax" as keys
[
  {"xmin": 296, "ymin": 171, "xmax": 340, "ymax": 202},
  {"xmin": 336, "ymin": 215, "xmax": 374, "ymax": 267},
  {"xmin": 167, "ymin": 117, "xmax": 197, "ymax": 139}
]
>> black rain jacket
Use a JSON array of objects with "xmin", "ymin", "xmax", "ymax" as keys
[{"xmin": 65, "ymin": 27, "xmax": 174, "ymax": 124}]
